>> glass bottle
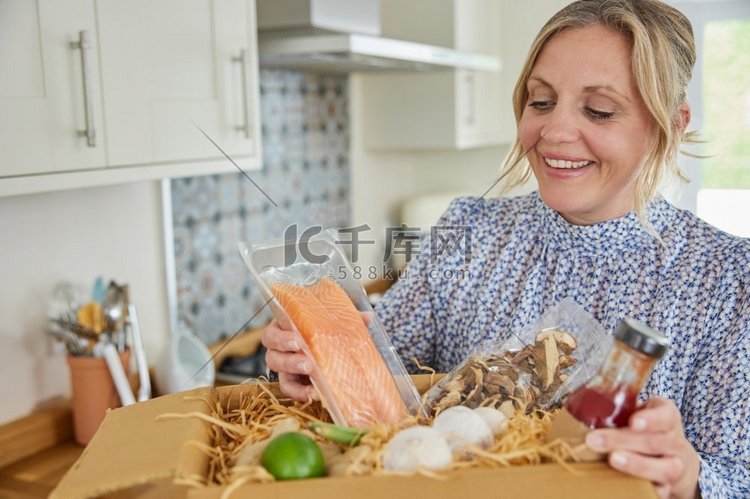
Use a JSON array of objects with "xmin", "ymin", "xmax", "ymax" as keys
[{"xmin": 565, "ymin": 318, "xmax": 669, "ymax": 429}]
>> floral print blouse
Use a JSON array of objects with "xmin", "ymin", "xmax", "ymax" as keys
[{"xmin": 377, "ymin": 192, "xmax": 750, "ymax": 498}]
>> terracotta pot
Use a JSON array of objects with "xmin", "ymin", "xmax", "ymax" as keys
[{"xmin": 67, "ymin": 349, "xmax": 131, "ymax": 445}]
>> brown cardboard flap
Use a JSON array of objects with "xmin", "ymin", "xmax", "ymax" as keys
[
  {"xmin": 51, "ymin": 387, "xmax": 214, "ymax": 499},
  {"xmin": 412, "ymin": 373, "xmax": 443, "ymax": 394},
  {"xmin": 186, "ymin": 462, "xmax": 659, "ymax": 499},
  {"xmin": 546, "ymin": 407, "xmax": 605, "ymax": 462}
]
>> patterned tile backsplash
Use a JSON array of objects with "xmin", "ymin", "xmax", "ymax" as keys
[{"xmin": 170, "ymin": 70, "xmax": 350, "ymax": 344}]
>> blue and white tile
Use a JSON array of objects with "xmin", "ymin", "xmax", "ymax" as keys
[
  {"xmin": 218, "ymin": 173, "xmax": 242, "ymax": 215},
  {"xmin": 170, "ymin": 70, "xmax": 351, "ymax": 344},
  {"xmin": 192, "ymin": 221, "xmax": 219, "ymax": 260}
]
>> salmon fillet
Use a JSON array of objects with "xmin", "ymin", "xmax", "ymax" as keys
[{"xmin": 271, "ymin": 278, "xmax": 409, "ymax": 428}]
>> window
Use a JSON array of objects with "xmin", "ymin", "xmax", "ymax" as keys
[
  {"xmin": 671, "ymin": 0, "xmax": 750, "ymax": 237},
  {"xmin": 696, "ymin": 18, "xmax": 750, "ymax": 237}
]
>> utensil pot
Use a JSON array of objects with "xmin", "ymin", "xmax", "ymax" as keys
[{"xmin": 67, "ymin": 350, "xmax": 131, "ymax": 445}]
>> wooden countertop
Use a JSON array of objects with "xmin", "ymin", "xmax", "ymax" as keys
[
  {"xmin": 0, "ymin": 398, "xmax": 83, "ymax": 498},
  {"xmin": 0, "ymin": 440, "xmax": 83, "ymax": 498}
]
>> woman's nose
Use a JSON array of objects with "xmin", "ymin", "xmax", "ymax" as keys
[{"xmin": 540, "ymin": 110, "xmax": 581, "ymax": 144}]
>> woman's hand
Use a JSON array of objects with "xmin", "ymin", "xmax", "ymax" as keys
[
  {"xmin": 260, "ymin": 313, "xmax": 373, "ymax": 402},
  {"xmin": 260, "ymin": 319, "xmax": 317, "ymax": 402},
  {"xmin": 585, "ymin": 398, "xmax": 701, "ymax": 499}
]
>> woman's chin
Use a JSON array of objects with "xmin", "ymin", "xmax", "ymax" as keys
[
  {"xmin": 539, "ymin": 189, "xmax": 580, "ymax": 212},
  {"xmin": 537, "ymin": 190, "xmax": 593, "ymax": 225}
]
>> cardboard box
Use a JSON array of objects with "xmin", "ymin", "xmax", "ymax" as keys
[{"xmin": 52, "ymin": 376, "xmax": 658, "ymax": 498}]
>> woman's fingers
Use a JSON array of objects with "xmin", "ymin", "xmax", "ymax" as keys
[
  {"xmin": 361, "ymin": 311, "xmax": 375, "ymax": 326},
  {"xmin": 278, "ymin": 372, "xmax": 316, "ymax": 402},
  {"xmin": 262, "ymin": 320, "xmax": 312, "ymax": 379},
  {"xmin": 260, "ymin": 320, "xmax": 320, "ymax": 402},
  {"xmin": 585, "ymin": 398, "xmax": 701, "ymax": 498},
  {"xmin": 607, "ymin": 451, "xmax": 685, "ymax": 490},
  {"xmin": 627, "ymin": 398, "xmax": 678, "ymax": 433},
  {"xmin": 264, "ymin": 348, "xmax": 313, "ymax": 376},
  {"xmin": 586, "ymin": 428, "xmax": 676, "ymax": 456},
  {"xmin": 586, "ymin": 398, "xmax": 684, "ymax": 456},
  {"xmin": 654, "ymin": 484, "xmax": 671, "ymax": 499},
  {"xmin": 261, "ymin": 320, "xmax": 301, "ymax": 352}
]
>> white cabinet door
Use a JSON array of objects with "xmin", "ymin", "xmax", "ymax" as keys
[
  {"xmin": 453, "ymin": 0, "xmax": 503, "ymax": 148},
  {"xmin": 0, "ymin": 0, "xmax": 261, "ymax": 196},
  {"xmin": 455, "ymin": 68, "xmax": 504, "ymax": 149},
  {"xmin": 363, "ymin": 0, "xmax": 504, "ymax": 150},
  {"xmin": 96, "ymin": 0, "xmax": 260, "ymax": 167},
  {"xmin": 0, "ymin": 0, "xmax": 107, "ymax": 177}
]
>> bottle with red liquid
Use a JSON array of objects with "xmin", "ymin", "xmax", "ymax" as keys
[{"xmin": 565, "ymin": 318, "xmax": 669, "ymax": 429}]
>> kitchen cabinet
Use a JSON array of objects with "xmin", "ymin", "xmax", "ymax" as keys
[
  {"xmin": 0, "ymin": 0, "xmax": 261, "ymax": 197},
  {"xmin": 362, "ymin": 0, "xmax": 504, "ymax": 150},
  {"xmin": 361, "ymin": 0, "xmax": 570, "ymax": 150},
  {"xmin": 96, "ymin": 0, "xmax": 260, "ymax": 166},
  {"xmin": 0, "ymin": 0, "xmax": 107, "ymax": 177}
]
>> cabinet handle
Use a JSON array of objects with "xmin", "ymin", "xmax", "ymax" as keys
[
  {"xmin": 71, "ymin": 30, "xmax": 96, "ymax": 147},
  {"xmin": 464, "ymin": 72, "xmax": 476, "ymax": 127},
  {"xmin": 232, "ymin": 49, "xmax": 250, "ymax": 139}
]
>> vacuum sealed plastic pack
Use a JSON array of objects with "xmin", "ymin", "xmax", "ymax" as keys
[
  {"xmin": 239, "ymin": 230, "xmax": 422, "ymax": 428},
  {"xmin": 422, "ymin": 299, "xmax": 613, "ymax": 415}
]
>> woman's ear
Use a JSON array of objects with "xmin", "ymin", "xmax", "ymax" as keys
[{"xmin": 676, "ymin": 102, "xmax": 691, "ymax": 135}]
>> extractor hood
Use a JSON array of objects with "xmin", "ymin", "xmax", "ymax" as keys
[{"xmin": 256, "ymin": 0, "xmax": 502, "ymax": 73}]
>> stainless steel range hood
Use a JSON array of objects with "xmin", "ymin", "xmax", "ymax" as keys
[{"xmin": 256, "ymin": 0, "xmax": 502, "ymax": 73}]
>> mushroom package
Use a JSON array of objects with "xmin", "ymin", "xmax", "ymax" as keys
[{"xmin": 422, "ymin": 299, "xmax": 612, "ymax": 416}]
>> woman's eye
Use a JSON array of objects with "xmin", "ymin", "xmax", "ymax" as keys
[
  {"xmin": 528, "ymin": 100, "xmax": 554, "ymax": 111},
  {"xmin": 585, "ymin": 107, "xmax": 615, "ymax": 121}
]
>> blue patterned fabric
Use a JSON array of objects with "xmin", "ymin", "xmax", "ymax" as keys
[{"xmin": 376, "ymin": 191, "xmax": 750, "ymax": 498}]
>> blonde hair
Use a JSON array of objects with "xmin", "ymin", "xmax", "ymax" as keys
[{"xmin": 501, "ymin": 0, "xmax": 697, "ymax": 224}]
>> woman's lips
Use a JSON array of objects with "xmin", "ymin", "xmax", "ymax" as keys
[{"xmin": 542, "ymin": 156, "xmax": 594, "ymax": 179}]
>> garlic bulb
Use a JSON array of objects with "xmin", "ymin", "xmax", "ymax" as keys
[
  {"xmin": 473, "ymin": 407, "xmax": 509, "ymax": 436},
  {"xmin": 433, "ymin": 406, "xmax": 493, "ymax": 451},
  {"xmin": 382, "ymin": 426, "xmax": 453, "ymax": 472}
]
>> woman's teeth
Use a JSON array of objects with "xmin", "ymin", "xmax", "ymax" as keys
[{"xmin": 544, "ymin": 158, "xmax": 592, "ymax": 169}]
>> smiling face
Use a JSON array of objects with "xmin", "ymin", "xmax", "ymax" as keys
[{"xmin": 518, "ymin": 25, "xmax": 656, "ymax": 225}]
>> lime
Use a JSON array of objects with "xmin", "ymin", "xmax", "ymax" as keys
[{"xmin": 260, "ymin": 432, "xmax": 326, "ymax": 480}]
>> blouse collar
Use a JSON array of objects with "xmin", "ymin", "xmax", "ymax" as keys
[{"xmin": 530, "ymin": 191, "xmax": 676, "ymax": 252}]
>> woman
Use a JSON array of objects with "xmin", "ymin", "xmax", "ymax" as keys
[{"xmin": 262, "ymin": 1, "xmax": 749, "ymax": 497}]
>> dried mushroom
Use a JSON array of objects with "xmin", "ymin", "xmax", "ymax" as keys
[
  {"xmin": 435, "ymin": 390, "xmax": 462, "ymax": 411},
  {"xmin": 536, "ymin": 329, "xmax": 578, "ymax": 353},
  {"xmin": 425, "ymin": 328, "xmax": 579, "ymax": 415}
]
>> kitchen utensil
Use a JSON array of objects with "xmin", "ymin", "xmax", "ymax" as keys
[
  {"xmin": 92, "ymin": 276, "xmax": 107, "ymax": 304},
  {"xmin": 103, "ymin": 281, "xmax": 129, "ymax": 352},
  {"xmin": 127, "ymin": 303, "xmax": 151, "ymax": 402},
  {"xmin": 51, "ymin": 317, "xmax": 100, "ymax": 340},
  {"xmin": 155, "ymin": 327, "xmax": 214, "ymax": 394},
  {"xmin": 77, "ymin": 301, "xmax": 106, "ymax": 334},
  {"xmin": 95, "ymin": 342, "xmax": 136, "ymax": 406},
  {"xmin": 49, "ymin": 325, "xmax": 87, "ymax": 355},
  {"xmin": 51, "ymin": 281, "xmax": 82, "ymax": 324},
  {"xmin": 103, "ymin": 282, "xmax": 127, "ymax": 331}
]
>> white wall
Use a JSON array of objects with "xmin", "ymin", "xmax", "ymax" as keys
[{"xmin": 0, "ymin": 181, "xmax": 170, "ymax": 423}]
